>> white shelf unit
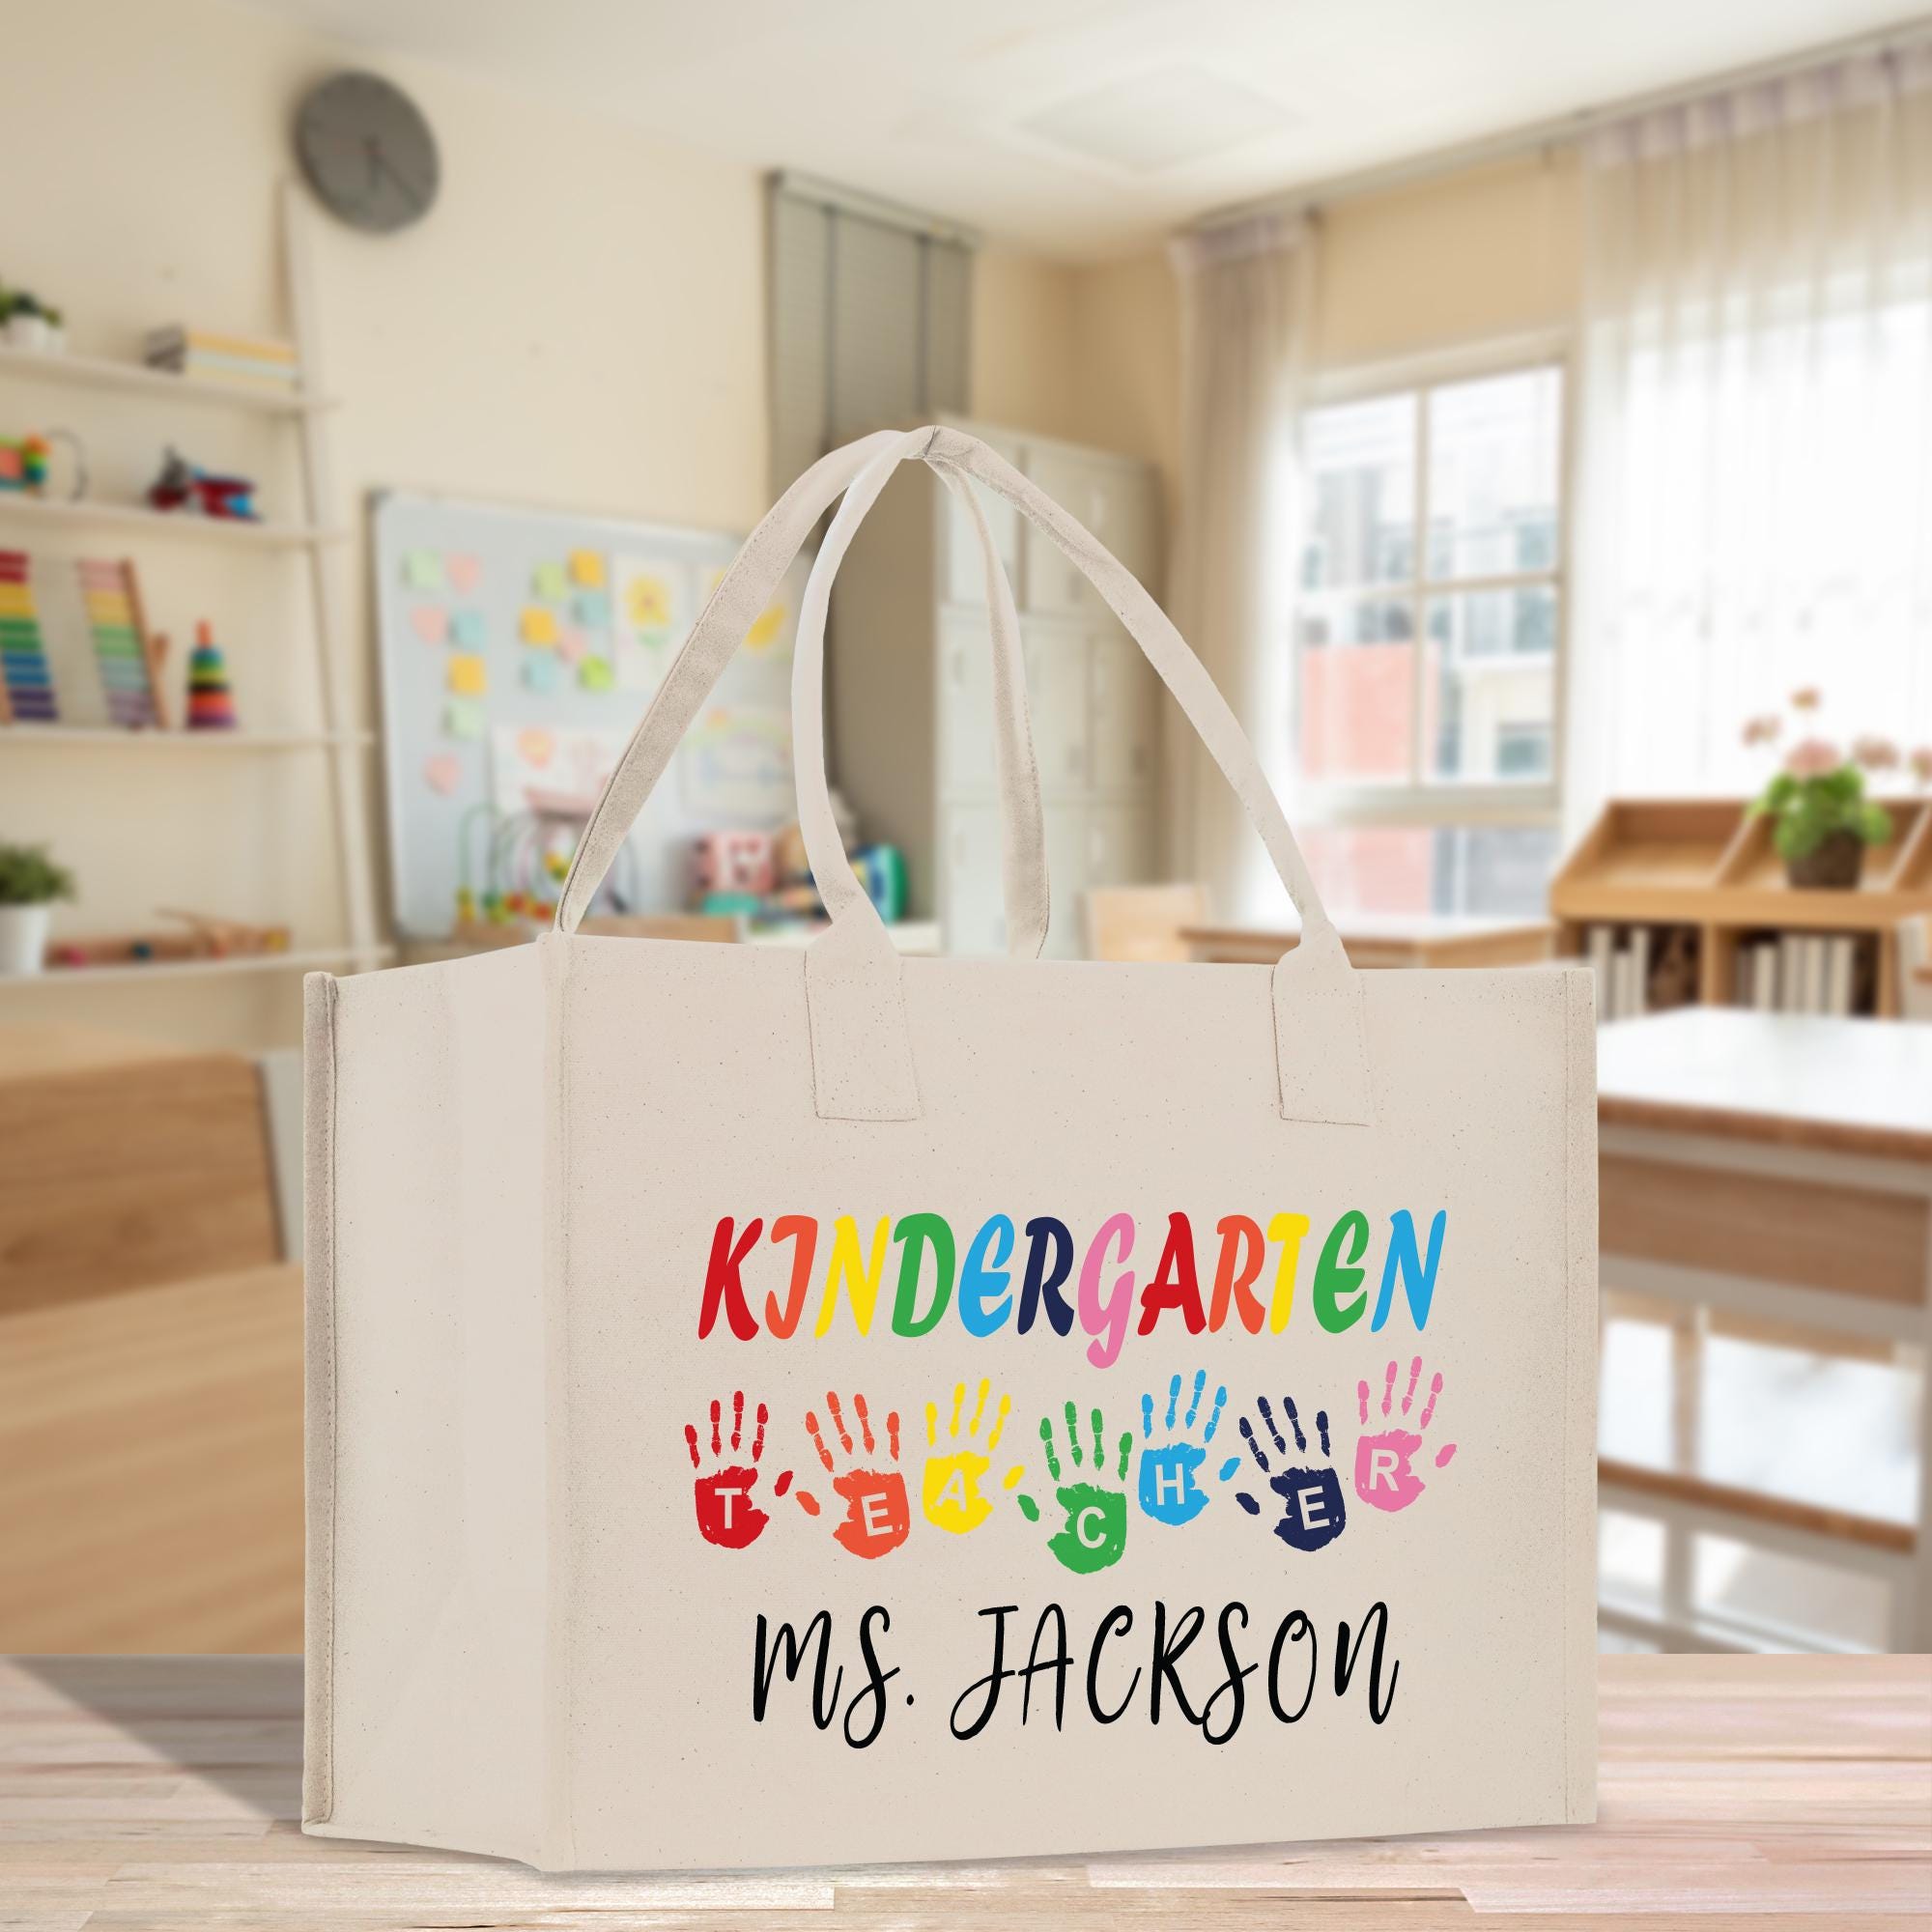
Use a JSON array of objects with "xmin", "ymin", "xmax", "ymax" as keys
[
  {"xmin": 1, "ymin": 725, "xmax": 372, "ymax": 751},
  {"xmin": 0, "ymin": 340, "xmax": 337, "ymax": 416},
  {"xmin": 0, "ymin": 182, "xmax": 380, "ymax": 991},
  {"xmin": 14, "ymin": 946, "xmax": 390, "ymax": 988},
  {"xmin": 0, "ymin": 492, "xmax": 342, "ymax": 550},
  {"xmin": 830, "ymin": 418, "xmax": 1164, "ymax": 957}
]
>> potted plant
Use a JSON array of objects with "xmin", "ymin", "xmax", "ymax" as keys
[
  {"xmin": 1742, "ymin": 691, "xmax": 1928, "ymax": 889},
  {"xmin": 0, "ymin": 842, "xmax": 74, "ymax": 974}
]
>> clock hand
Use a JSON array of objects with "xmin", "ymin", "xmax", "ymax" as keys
[{"xmin": 372, "ymin": 146, "xmax": 429, "ymax": 207}]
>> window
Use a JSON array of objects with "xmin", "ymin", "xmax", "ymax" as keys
[
  {"xmin": 1293, "ymin": 354, "xmax": 1566, "ymax": 915},
  {"xmin": 767, "ymin": 174, "xmax": 975, "ymax": 495}
]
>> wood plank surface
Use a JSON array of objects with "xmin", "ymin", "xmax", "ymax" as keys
[
  {"xmin": 0, "ymin": 1655, "xmax": 1923, "ymax": 1927},
  {"xmin": 0, "ymin": 1269, "xmax": 303, "ymax": 1655},
  {"xmin": 0, "ymin": 1029, "xmax": 279, "ymax": 1316}
]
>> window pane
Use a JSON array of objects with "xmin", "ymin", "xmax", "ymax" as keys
[
  {"xmin": 1693, "ymin": 1533, "xmax": 1890, "ymax": 1653},
  {"xmin": 1299, "ymin": 822, "xmax": 1559, "ymax": 916},
  {"xmin": 1426, "ymin": 366, "xmax": 1561, "ymax": 580},
  {"xmin": 1426, "ymin": 586, "xmax": 1557, "ymax": 782},
  {"xmin": 1302, "ymin": 392, "xmax": 1415, "ymax": 590},
  {"xmin": 1295, "ymin": 594, "xmax": 1414, "ymax": 783}
]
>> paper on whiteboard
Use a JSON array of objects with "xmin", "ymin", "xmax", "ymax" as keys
[
  {"xmin": 678, "ymin": 705, "xmax": 791, "ymax": 822},
  {"xmin": 611, "ymin": 555, "xmax": 690, "ymax": 695},
  {"xmin": 491, "ymin": 723, "xmax": 629, "ymax": 821}
]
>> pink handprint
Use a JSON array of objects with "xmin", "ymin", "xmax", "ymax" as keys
[{"xmin": 1352, "ymin": 1357, "xmax": 1457, "ymax": 1514}]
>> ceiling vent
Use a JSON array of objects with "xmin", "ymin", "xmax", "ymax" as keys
[{"xmin": 1019, "ymin": 65, "xmax": 1296, "ymax": 175}]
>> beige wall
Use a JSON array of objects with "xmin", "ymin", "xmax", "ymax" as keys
[{"xmin": 1313, "ymin": 151, "xmax": 1583, "ymax": 368}]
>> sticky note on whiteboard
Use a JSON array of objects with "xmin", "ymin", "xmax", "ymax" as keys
[
  {"xmin": 447, "ymin": 652, "xmax": 487, "ymax": 696},
  {"xmin": 522, "ymin": 653, "xmax": 559, "ymax": 694},
  {"xmin": 532, "ymin": 561, "xmax": 568, "ymax": 603},
  {"xmin": 520, "ymin": 607, "xmax": 558, "ymax": 646},
  {"xmin": 579, "ymin": 655, "xmax": 613, "ymax": 693},
  {"xmin": 442, "ymin": 696, "xmax": 486, "ymax": 740},
  {"xmin": 450, "ymin": 609, "xmax": 486, "ymax": 648},
  {"xmin": 404, "ymin": 550, "xmax": 442, "ymax": 590},
  {"xmin": 570, "ymin": 550, "xmax": 607, "ymax": 589}
]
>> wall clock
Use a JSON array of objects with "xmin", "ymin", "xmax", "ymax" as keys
[{"xmin": 295, "ymin": 71, "xmax": 440, "ymax": 234}]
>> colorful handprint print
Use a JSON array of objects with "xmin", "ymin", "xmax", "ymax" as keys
[
  {"xmin": 684, "ymin": 1391, "xmax": 790, "ymax": 1550},
  {"xmin": 1017, "ymin": 1402, "xmax": 1135, "ymax": 1575},
  {"xmin": 792, "ymin": 1391, "xmax": 909, "ymax": 1558},
  {"xmin": 1353, "ymin": 1356, "xmax": 1458, "ymax": 1514},
  {"xmin": 1136, "ymin": 1369, "xmax": 1239, "ymax": 1526},
  {"xmin": 1233, "ymin": 1396, "xmax": 1347, "ymax": 1551},
  {"xmin": 922, "ymin": 1378, "xmax": 1024, "ymax": 1535}
]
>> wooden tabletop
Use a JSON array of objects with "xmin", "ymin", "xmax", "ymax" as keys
[
  {"xmin": 3, "ymin": 1654, "xmax": 1925, "ymax": 1925},
  {"xmin": 1597, "ymin": 1008, "xmax": 1932, "ymax": 1162}
]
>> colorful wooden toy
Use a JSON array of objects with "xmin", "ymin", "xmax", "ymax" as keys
[
  {"xmin": 146, "ymin": 446, "xmax": 260, "ymax": 521},
  {"xmin": 185, "ymin": 620, "xmax": 237, "ymax": 728},
  {"xmin": 0, "ymin": 549, "xmax": 56, "ymax": 724},
  {"xmin": 75, "ymin": 557, "xmax": 169, "ymax": 729}
]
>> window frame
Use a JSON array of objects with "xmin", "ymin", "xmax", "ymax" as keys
[{"xmin": 1293, "ymin": 329, "xmax": 1576, "ymax": 831}]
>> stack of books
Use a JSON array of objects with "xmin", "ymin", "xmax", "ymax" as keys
[
  {"xmin": 143, "ymin": 325, "xmax": 301, "ymax": 395},
  {"xmin": 1733, "ymin": 932, "xmax": 1869, "ymax": 1015}
]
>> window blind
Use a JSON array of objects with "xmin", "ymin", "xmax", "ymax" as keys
[{"xmin": 768, "ymin": 175, "xmax": 975, "ymax": 492}]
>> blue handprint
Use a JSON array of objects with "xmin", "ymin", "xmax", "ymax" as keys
[
  {"xmin": 1234, "ymin": 1396, "xmax": 1348, "ymax": 1552},
  {"xmin": 1136, "ymin": 1369, "xmax": 1239, "ymax": 1526}
]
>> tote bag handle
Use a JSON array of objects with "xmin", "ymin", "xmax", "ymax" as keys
[
  {"xmin": 555, "ymin": 430, "xmax": 1052, "ymax": 957},
  {"xmin": 558, "ymin": 426, "xmax": 1372, "ymax": 1130}
]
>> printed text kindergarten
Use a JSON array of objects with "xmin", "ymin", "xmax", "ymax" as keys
[{"xmin": 698, "ymin": 1208, "xmax": 1447, "ymax": 1368}]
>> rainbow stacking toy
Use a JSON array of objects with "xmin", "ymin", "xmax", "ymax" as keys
[{"xmin": 185, "ymin": 619, "xmax": 238, "ymax": 728}]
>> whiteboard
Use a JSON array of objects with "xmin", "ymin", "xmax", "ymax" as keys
[{"xmin": 372, "ymin": 491, "xmax": 811, "ymax": 939}]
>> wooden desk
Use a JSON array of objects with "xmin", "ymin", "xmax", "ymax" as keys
[
  {"xmin": 1185, "ymin": 913, "xmax": 1554, "ymax": 969},
  {"xmin": 1, "ymin": 1655, "xmax": 1922, "ymax": 1923},
  {"xmin": 1595, "ymin": 1009, "xmax": 1932, "ymax": 1650}
]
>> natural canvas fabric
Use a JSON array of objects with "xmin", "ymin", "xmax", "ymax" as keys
[{"xmin": 303, "ymin": 426, "xmax": 1598, "ymax": 1872}]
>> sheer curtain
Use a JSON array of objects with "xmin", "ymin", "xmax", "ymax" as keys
[
  {"xmin": 1567, "ymin": 43, "xmax": 1932, "ymax": 838},
  {"xmin": 1169, "ymin": 213, "xmax": 1315, "ymax": 917}
]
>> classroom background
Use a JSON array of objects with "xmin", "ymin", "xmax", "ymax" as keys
[{"xmin": 1, "ymin": 0, "xmax": 1928, "ymax": 1671}]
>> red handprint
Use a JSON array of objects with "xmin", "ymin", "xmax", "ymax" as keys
[
  {"xmin": 794, "ymin": 1391, "xmax": 909, "ymax": 1559},
  {"xmin": 685, "ymin": 1392, "xmax": 790, "ymax": 1549}
]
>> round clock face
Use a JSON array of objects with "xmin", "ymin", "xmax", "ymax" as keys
[{"xmin": 296, "ymin": 71, "xmax": 440, "ymax": 234}]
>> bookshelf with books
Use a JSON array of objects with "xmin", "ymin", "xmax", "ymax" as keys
[{"xmin": 1551, "ymin": 798, "xmax": 1932, "ymax": 1019}]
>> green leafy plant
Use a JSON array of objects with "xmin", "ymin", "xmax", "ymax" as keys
[
  {"xmin": 0, "ymin": 842, "xmax": 75, "ymax": 905},
  {"xmin": 1741, "ymin": 691, "xmax": 1918, "ymax": 861},
  {"xmin": 1748, "ymin": 766, "xmax": 1891, "ymax": 861}
]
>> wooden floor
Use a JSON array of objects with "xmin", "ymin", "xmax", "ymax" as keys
[{"xmin": 0, "ymin": 1655, "xmax": 1925, "ymax": 1927}]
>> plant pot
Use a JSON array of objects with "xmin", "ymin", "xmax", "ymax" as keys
[
  {"xmin": 1783, "ymin": 829, "xmax": 1865, "ymax": 890},
  {"xmin": 0, "ymin": 902, "xmax": 51, "ymax": 974},
  {"xmin": 4, "ymin": 314, "xmax": 51, "ymax": 353}
]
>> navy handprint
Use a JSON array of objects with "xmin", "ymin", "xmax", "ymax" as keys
[{"xmin": 1234, "ymin": 1396, "xmax": 1348, "ymax": 1552}]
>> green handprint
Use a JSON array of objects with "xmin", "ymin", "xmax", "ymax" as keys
[{"xmin": 1016, "ymin": 1401, "xmax": 1133, "ymax": 1575}]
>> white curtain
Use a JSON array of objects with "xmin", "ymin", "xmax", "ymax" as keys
[
  {"xmin": 1568, "ymin": 43, "xmax": 1932, "ymax": 838},
  {"xmin": 1169, "ymin": 213, "xmax": 1315, "ymax": 918}
]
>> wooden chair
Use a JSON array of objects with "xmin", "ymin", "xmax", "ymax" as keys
[{"xmin": 1083, "ymin": 884, "xmax": 1208, "ymax": 963}]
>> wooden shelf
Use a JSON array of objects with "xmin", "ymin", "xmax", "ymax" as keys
[
  {"xmin": 0, "ymin": 494, "xmax": 342, "ymax": 550},
  {"xmin": 0, "ymin": 725, "xmax": 372, "ymax": 751},
  {"xmin": 0, "ymin": 342, "xmax": 334, "ymax": 415},
  {"xmin": 0, "ymin": 946, "xmax": 389, "ymax": 989},
  {"xmin": 1552, "ymin": 797, "xmax": 1932, "ymax": 1017}
]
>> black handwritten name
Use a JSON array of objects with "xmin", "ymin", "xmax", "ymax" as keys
[{"xmin": 750, "ymin": 1600, "xmax": 1399, "ymax": 1747}]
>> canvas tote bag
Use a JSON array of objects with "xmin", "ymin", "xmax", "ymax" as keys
[{"xmin": 304, "ymin": 424, "xmax": 1597, "ymax": 1872}]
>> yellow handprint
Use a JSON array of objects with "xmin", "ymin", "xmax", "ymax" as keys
[{"xmin": 922, "ymin": 1378, "xmax": 1024, "ymax": 1535}]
